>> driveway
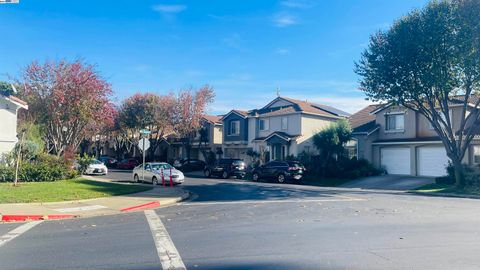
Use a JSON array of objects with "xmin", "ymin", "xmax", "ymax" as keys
[{"xmin": 340, "ymin": 175, "xmax": 435, "ymax": 190}]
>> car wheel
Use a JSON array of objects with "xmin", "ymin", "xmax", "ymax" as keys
[
  {"xmin": 152, "ymin": 176, "xmax": 158, "ymax": 185},
  {"xmin": 204, "ymin": 169, "xmax": 211, "ymax": 178},
  {"xmin": 134, "ymin": 174, "xmax": 140, "ymax": 183},
  {"xmin": 277, "ymin": 174, "xmax": 286, "ymax": 183},
  {"xmin": 252, "ymin": 173, "xmax": 260, "ymax": 182},
  {"xmin": 222, "ymin": 171, "xmax": 229, "ymax": 179}
]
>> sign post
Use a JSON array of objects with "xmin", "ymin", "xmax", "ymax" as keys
[{"xmin": 138, "ymin": 129, "xmax": 151, "ymax": 181}]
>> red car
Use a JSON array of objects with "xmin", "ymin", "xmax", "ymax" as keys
[{"xmin": 116, "ymin": 158, "xmax": 139, "ymax": 170}]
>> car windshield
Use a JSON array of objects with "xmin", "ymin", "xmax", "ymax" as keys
[
  {"xmin": 150, "ymin": 163, "xmax": 173, "ymax": 170},
  {"xmin": 232, "ymin": 160, "xmax": 244, "ymax": 165},
  {"xmin": 287, "ymin": 162, "xmax": 302, "ymax": 168},
  {"xmin": 91, "ymin": 160, "xmax": 102, "ymax": 165}
]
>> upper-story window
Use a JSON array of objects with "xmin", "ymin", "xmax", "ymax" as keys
[
  {"xmin": 259, "ymin": 119, "xmax": 269, "ymax": 131},
  {"xmin": 229, "ymin": 120, "xmax": 240, "ymax": 135},
  {"xmin": 281, "ymin": 117, "xmax": 288, "ymax": 130},
  {"xmin": 386, "ymin": 113, "xmax": 404, "ymax": 131}
]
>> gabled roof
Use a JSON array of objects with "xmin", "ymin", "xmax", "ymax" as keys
[
  {"xmin": 253, "ymin": 96, "xmax": 350, "ymax": 118},
  {"xmin": 220, "ymin": 109, "xmax": 249, "ymax": 120},
  {"xmin": 253, "ymin": 131, "xmax": 301, "ymax": 142},
  {"xmin": 370, "ymin": 95, "xmax": 480, "ymax": 115},
  {"xmin": 349, "ymin": 104, "xmax": 382, "ymax": 129},
  {"xmin": 2, "ymin": 94, "xmax": 28, "ymax": 110},
  {"xmin": 202, "ymin": 115, "xmax": 223, "ymax": 125}
]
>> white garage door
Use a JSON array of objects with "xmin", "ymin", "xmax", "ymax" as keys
[
  {"xmin": 381, "ymin": 148, "xmax": 411, "ymax": 175},
  {"xmin": 417, "ymin": 147, "xmax": 450, "ymax": 177}
]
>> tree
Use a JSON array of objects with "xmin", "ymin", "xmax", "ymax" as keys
[
  {"xmin": 20, "ymin": 59, "xmax": 115, "ymax": 157},
  {"xmin": 0, "ymin": 81, "xmax": 14, "ymax": 96},
  {"xmin": 170, "ymin": 85, "xmax": 215, "ymax": 162},
  {"xmin": 313, "ymin": 119, "xmax": 352, "ymax": 173},
  {"xmin": 117, "ymin": 93, "xmax": 175, "ymax": 160},
  {"xmin": 355, "ymin": 0, "xmax": 480, "ymax": 188}
]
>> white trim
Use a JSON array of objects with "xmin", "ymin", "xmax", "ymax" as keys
[
  {"xmin": 221, "ymin": 110, "xmax": 247, "ymax": 120},
  {"xmin": 261, "ymin": 97, "xmax": 294, "ymax": 109},
  {"xmin": 4, "ymin": 96, "xmax": 28, "ymax": 110},
  {"xmin": 373, "ymin": 141, "xmax": 442, "ymax": 145},
  {"xmin": 264, "ymin": 133, "xmax": 295, "ymax": 142}
]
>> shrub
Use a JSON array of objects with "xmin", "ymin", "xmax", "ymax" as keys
[
  {"xmin": 75, "ymin": 154, "xmax": 96, "ymax": 174},
  {"xmin": 0, "ymin": 154, "xmax": 77, "ymax": 182}
]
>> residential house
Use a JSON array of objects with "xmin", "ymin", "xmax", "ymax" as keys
[
  {"xmin": 350, "ymin": 99, "xmax": 480, "ymax": 177},
  {"xmin": 0, "ymin": 94, "xmax": 28, "ymax": 155},
  {"xmin": 166, "ymin": 115, "xmax": 223, "ymax": 162},
  {"xmin": 222, "ymin": 96, "xmax": 350, "ymax": 162}
]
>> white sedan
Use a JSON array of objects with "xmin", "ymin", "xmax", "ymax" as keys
[
  {"xmin": 84, "ymin": 160, "xmax": 108, "ymax": 175},
  {"xmin": 132, "ymin": 162, "xmax": 185, "ymax": 185}
]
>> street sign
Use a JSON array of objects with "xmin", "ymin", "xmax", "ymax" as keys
[
  {"xmin": 138, "ymin": 138, "xmax": 150, "ymax": 152},
  {"xmin": 140, "ymin": 129, "xmax": 151, "ymax": 135}
]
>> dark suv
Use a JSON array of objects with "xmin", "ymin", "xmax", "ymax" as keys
[
  {"xmin": 252, "ymin": 161, "xmax": 306, "ymax": 183},
  {"xmin": 204, "ymin": 159, "xmax": 246, "ymax": 179}
]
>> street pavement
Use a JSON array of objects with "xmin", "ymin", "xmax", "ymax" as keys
[{"xmin": 1, "ymin": 170, "xmax": 480, "ymax": 269}]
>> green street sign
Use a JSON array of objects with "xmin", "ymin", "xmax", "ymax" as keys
[{"xmin": 140, "ymin": 129, "xmax": 151, "ymax": 135}]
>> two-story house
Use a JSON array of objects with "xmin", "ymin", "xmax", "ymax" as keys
[
  {"xmin": 222, "ymin": 96, "xmax": 350, "ymax": 162},
  {"xmin": 350, "ymin": 99, "xmax": 480, "ymax": 177},
  {"xmin": 188, "ymin": 115, "xmax": 223, "ymax": 161},
  {"xmin": 0, "ymin": 94, "xmax": 28, "ymax": 155}
]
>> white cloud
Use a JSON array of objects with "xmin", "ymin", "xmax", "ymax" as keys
[
  {"xmin": 275, "ymin": 48, "xmax": 290, "ymax": 55},
  {"xmin": 152, "ymin": 4, "xmax": 187, "ymax": 14},
  {"xmin": 272, "ymin": 13, "xmax": 298, "ymax": 27}
]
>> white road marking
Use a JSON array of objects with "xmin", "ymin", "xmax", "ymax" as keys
[
  {"xmin": 54, "ymin": 205, "xmax": 108, "ymax": 213},
  {"xmin": 180, "ymin": 196, "xmax": 364, "ymax": 206},
  {"xmin": 144, "ymin": 210, "xmax": 186, "ymax": 270},
  {"xmin": 0, "ymin": 221, "xmax": 43, "ymax": 247}
]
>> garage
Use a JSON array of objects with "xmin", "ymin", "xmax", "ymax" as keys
[
  {"xmin": 417, "ymin": 146, "xmax": 450, "ymax": 177},
  {"xmin": 380, "ymin": 147, "xmax": 411, "ymax": 175}
]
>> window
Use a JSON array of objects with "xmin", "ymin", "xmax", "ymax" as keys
[
  {"xmin": 259, "ymin": 119, "xmax": 269, "ymax": 131},
  {"xmin": 230, "ymin": 120, "xmax": 240, "ymax": 135},
  {"xmin": 474, "ymin": 146, "xmax": 480, "ymax": 164},
  {"xmin": 281, "ymin": 117, "xmax": 288, "ymax": 130},
  {"xmin": 386, "ymin": 114, "xmax": 404, "ymax": 131}
]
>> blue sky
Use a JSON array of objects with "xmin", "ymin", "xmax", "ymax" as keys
[{"xmin": 0, "ymin": 0, "xmax": 428, "ymax": 114}]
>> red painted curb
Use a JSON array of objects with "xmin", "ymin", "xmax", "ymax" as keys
[
  {"xmin": 120, "ymin": 201, "xmax": 161, "ymax": 212},
  {"xmin": 1, "ymin": 214, "xmax": 76, "ymax": 222}
]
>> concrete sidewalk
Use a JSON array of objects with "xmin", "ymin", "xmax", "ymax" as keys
[{"xmin": 0, "ymin": 181, "xmax": 190, "ymax": 222}]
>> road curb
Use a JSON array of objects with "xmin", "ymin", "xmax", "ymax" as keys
[
  {"xmin": 409, "ymin": 191, "xmax": 480, "ymax": 200},
  {"xmin": 0, "ymin": 189, "xmax": 191, "ymax": 223},
  {"xmin": 1, "ymin": 214, "xmax": 77, "ymax": 222}
]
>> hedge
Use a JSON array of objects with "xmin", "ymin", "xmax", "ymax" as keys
[{"xmin": 0, "ymin": 163, "xmax": 77, "ymax": 182}]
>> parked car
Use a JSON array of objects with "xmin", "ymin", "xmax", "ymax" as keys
[
  {"xmin": 132, "ymin": 162, "xmax": 185, "ymax": 185},
  {"xmin": 84, "ymin": 159, "xmax": 108, "ymax": 175},
  {"xmin": 98, "ymin": 156, "xmax": 118, "ymax": 168},
  {"xmin": 204, "ymin": 159, "xmax": 246, "ymax": 179},
  {"xmin": 252, "ymin": 161, "xmax": 305, "ymax": 183},
  {"xmin": 175, "ymin": 158, "xmax": 206, "ymax": 172},
  {"xmin": 117, "ymin": 158, "xmax": 139, "ymax": 170}
]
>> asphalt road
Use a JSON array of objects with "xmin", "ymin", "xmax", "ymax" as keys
[{"xmin": 2, "ymin": 170, "xmax": 480, "ymax": 269}]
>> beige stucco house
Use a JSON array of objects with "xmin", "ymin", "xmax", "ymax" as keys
[
  {"xmin": 0, "ymin": 94, "xmax": 28, "ymax": 156},
  {"xmin": 222, "ymin": 96, "xmax": 350, "ymax": 162},
  {"xmin": 350, "ymin": 100, "xmax": 480, "ymax": 177}
]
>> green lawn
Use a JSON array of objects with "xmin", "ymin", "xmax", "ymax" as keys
[
  {"xmin": 412, "ymin": 183, "xmax": 480, "ymax": 196},
  {"xmin": 0, "ymin": 179, "xmax": 153, "ymax": 204}
]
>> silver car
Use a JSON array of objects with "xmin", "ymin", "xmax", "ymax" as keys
[{"xmin": 132, "ymin": 162, "xmax": 185, "ymax": 185}]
